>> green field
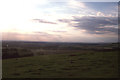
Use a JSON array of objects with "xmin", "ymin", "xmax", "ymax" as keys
[{"xmin": 3, "ymin": 51, "xmax": 118, "ymax": 78}]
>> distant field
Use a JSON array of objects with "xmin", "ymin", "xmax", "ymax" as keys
[
  {"xmin": 2, "ymin": 41, "xmax": 119, "ymax": 78},
  {"xmin": 3, "ymin": 51, "xmax": 118, "ymax": 78},
  {"xmin": 2, "ymin": 41, "xmax": 119, "ymax": 59}
]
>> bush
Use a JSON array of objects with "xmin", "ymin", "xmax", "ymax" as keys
[{"xmin": 2, "ymin": 48, "xmax": 33, "ymax": 59}]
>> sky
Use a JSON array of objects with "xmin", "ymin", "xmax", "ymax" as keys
[{"xmin": 0, "ymin": 0, "xmax": 119, "ymax": 43}]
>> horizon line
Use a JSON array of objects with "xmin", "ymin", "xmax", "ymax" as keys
[{"xmin": 1, "ymin": 40, "xmax": 119, "ymax": 44}]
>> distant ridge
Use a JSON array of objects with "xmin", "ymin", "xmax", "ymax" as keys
[{"xmin": 2, "ymin": 40, "xmax": 118, "ymax": 44}]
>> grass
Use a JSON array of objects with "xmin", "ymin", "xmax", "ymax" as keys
[{"xmin": 2, "ymin": 51, "xmax": 118, "ymax": 78}]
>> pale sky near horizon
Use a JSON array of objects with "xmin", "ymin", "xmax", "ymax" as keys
[{"xmin": 0, "ymin": 0, "xmax": 119, "ymax": 42}]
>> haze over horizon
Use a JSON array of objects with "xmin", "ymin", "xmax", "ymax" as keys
[{"xmin": 0, "ymin": 0, "xmax": 118, "ymax": 43}]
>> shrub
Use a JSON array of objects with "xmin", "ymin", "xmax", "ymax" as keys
[{"xmin": 2, "ymin": 48, "xmax": 33, "ymax": 59}]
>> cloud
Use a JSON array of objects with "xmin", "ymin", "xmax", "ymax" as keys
[
  {"xmin": 33, "ymin": 31, "xmax": 65, "ymax": 42},
  {"xmin": 68, "ymin": 0, "xmax": 86, "ymax": 9},
  {"xmin": 32, "ymin": 19, "xmax": 57, "ymax": 24},
  {"xmin": 34, "ymin": 31, "xmax": 51, "ymax": 36},
  {"xmin": 52, "ymin": 30, "xmax": 67, "ymax": 33},
  {"xmin": 2, "ymin": 32, "xmax": 63, "ymax": 42},
  {"xmin": 58, "ymin": 19, "xmax": 71, "ymax": 23},
  {"xmin": 2, "ymin": 32, "xmax": 40, "ymax": 41},
  {"xmin": 59, "ymin": 16, "xmax": 118, "ymax": 34}
]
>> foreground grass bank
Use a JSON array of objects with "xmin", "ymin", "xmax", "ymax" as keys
[{"xmin": 3, "ymin": 51, "xmax": 118, "ymax": 78}]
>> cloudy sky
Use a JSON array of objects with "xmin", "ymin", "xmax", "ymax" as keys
[{"xmin": 0, "ymin": 0, "xmax": 119, "ymax": 43}]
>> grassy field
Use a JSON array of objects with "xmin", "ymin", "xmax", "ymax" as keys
[{"xmin": 3, "ymin": 51, "xmax": 118, "ymax": 78}]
